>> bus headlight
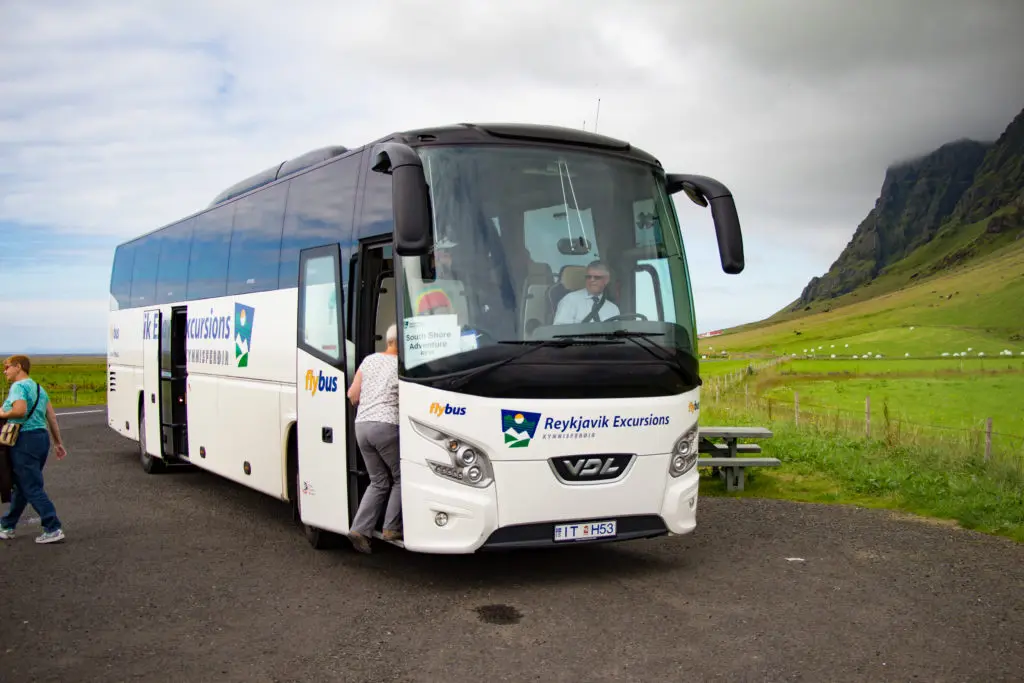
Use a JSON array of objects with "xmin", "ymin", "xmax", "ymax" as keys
[
  {"xmin": 670, "ymin": 425, "xmax": 699, "ymax": 477},
  {"xmin": 409, "ymin": 418, "xmax": 494, "ymax": 489}
]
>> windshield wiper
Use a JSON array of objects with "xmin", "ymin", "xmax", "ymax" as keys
[
  {"xmin": 444, "ymin": 338, "xmax": 618, "ymax": 391},
  {"xmin": 553, "ymin": 330, "xmax": 699, "ymax": 386}
]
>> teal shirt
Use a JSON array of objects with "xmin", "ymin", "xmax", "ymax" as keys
[{"xmin": 2, "ymin": 380, "xmax": 49, "ymax": 431}]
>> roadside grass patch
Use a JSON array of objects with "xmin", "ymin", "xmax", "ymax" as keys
[
  {"xmin": 698, "ymin": 406, "xmax": 1024, "ymax": 543},
  {"xmin": 1, "ymin": 357, "xmax": 107, "ymax": 408}
]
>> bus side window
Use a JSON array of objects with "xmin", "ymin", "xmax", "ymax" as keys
[
  {"xmin": 227, "ymin": 182, "xmax": 288, "ymax": 295},
  {"xmin": 130, "ymin": 232, "xmax": 162, "ymax": 308},
  {"xmin": 186, "ymin": 202, "xmax": 235, "ymax": 301},
  {"xmin": 110, "ymin": 243, "xmax": 136, "ymax": 311},
  {"xmin": 280, "ymin": 152, "xmax": 362, "ymax": 289},
  {"xmin": 300, "ymin": 253, "xmax": 342, "ymax": 361},
  {"xmin": 156, "ymin": 218, "xmax": 195, "ymax": 304}
]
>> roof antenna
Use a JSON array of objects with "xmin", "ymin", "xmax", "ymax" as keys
[{"xmin": 594, "ymin": 98, "xmax": 601, "ymax": 133}]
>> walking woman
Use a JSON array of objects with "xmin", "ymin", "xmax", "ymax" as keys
[
  {"xmin": 345, "ymin": 324, "xmax": 401, "ymax": 554},
  {"xmin": 0, "ymin": 355, "xmax": 67, "ymax": 543}
]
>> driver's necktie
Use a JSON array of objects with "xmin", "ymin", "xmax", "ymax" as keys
[{"xmin": 582, "ymin": 295, "xmax": 603, "ymax": 323}]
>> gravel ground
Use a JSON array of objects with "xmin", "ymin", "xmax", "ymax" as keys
[{"xmin": 1, "ymin": 409, "xmax": 1021, "ymax": 682}]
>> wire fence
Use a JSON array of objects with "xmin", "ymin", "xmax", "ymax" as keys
[
  {"xmin": 701, "ymin": 359, "xmax": 1024, "ymax": 481},
  {"xmin": 0, "ymin": 380, "xmax": 105, "ymax": 408}
]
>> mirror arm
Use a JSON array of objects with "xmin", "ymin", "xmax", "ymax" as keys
[
  {"xmin": 665, "ymin": 173, "xmax": 744, "ymax": 275},
  {"xmin": 371, "ymin": 142, "xmax": 424, "ymax": 174}
]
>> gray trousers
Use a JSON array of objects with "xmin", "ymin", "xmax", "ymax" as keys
[{"xmin": 352, "ymin": 421, "xmax": 402, "ymax": 536}]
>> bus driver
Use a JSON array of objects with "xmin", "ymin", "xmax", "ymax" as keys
[{"xmin": 553, "ymin": 260, "xmax": 620, "ymax": 324}]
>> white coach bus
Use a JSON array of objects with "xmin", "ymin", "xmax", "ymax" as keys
[{"xmin": 106, "ymin": 122, "xmax": 745, "ymax": 553}]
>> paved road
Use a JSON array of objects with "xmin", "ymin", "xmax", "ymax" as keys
[{"xmin": 2, "ymin": 411, "xmax": 1021, "ymax": 682}]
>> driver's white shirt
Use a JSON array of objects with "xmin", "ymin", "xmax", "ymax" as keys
[{"xmin": 553, "ymin": 288, "xmax": 620, "ymax": 324}]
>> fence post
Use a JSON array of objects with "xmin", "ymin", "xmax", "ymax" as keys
[
  {"xmin": 985, "ymin": 417, "xmax": 992, "ymax": 461},
  {"xmin": 794, "ymin": 392, "xmax": 799, "ymax": 426},
  {"xmin": 72, "ymin": 383, "xmax": 78, "ymax": 404},
  {"xmin": 865, "ymin": 395, "xmax": 871, "ymax": 439},
  {"xmin": 745, "ymin": 383, "xmax": 749, "ymax": 409}
]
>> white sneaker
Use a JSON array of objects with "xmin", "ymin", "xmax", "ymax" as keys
[
  {"xmin": 35, "ymin": 528, "xmax": 65, "ymax": 544},
  {"xmin": 0, "ymin": 527, "xmax": 14, "ymax": 540}
]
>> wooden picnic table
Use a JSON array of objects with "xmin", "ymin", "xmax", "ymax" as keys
[
  {"xmin": 697, "ymin": 425, "xmax": 778, "ymax": 491},
  {"xmin": 699, "ymin": 426, "xmax": 774, "ymax": 439}
]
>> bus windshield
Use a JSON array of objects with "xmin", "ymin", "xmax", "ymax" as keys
[{"xmin": 398, "ymin": 143, "xmax": 697, "ymax": 381}]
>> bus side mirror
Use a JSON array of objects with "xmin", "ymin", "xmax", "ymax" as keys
[
  {"xmin": 371, "ymin": 142, "xmax": 433, "ymax": 257},
  {"xmin": 666, "ymin": 173, "xmax": 744, "ymax": 274}
]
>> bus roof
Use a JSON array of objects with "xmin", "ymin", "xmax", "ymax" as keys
[{"xmin": 115, "ymin": 122, "xmax": 664, "ymax": 250}]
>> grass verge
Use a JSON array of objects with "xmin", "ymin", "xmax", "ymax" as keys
[
  {"xmin": 0, "ymin": 359, "xmax": 107, "ymax": 409},
  {"xmin": 697, "ymin": 406, "xmax": 1024, "ymax": 544}
]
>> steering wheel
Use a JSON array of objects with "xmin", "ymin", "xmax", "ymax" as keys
[{"xmin": 603, "ymin": 313, "xmax": 649, "ymax": 322}]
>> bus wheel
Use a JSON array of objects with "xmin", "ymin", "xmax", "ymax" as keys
[
  {"xmin": 295, "ymin": 461, "xmax": 334, "ymax": 550},
  {"xmin": 139, "ymin": 403, "xmax": 165, "ymax": 474}
]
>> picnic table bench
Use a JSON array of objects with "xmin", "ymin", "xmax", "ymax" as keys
[{"xmin": 697, "ymin": 426, "xmax": 779, "ymax": 492}]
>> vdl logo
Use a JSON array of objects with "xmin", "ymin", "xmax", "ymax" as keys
[
  {"xmin": 305, "ymin": 369, "xmax": 338, "ymax": 396},
  {"xmin": 429, "ymin": 402, "xmax": 466, "ymax": 417}
]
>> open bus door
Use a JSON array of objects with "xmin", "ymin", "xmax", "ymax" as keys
[
  {"xmin": 295, "ymin": 244, "xmax": 351, "ymax": 547},
  {"xmin": 140, "ymin": 308, "xmax": 165, "ymax": 473}
]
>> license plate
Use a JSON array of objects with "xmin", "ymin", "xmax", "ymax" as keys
[{"xmin": 553, "ymin": 520, "xmax": 617, "ymax": 542}]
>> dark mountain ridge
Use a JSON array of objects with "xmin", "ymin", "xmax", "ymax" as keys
[{"xmin": 787, "ymin": 104, "xmax": 1024, "ymax": 313}]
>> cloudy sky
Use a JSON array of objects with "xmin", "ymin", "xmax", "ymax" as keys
[{"xmin": 2, "ymin": 0, "xmax": 1023, "ymax": 352}]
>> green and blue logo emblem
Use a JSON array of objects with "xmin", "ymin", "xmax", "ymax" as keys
[
  {"xmin": 234, "ymin": 303, "xmax": 255, "ymax": 367},
  {"xmin": 501, "ymin": 409, "xmax": 541, "ymax": 448}
]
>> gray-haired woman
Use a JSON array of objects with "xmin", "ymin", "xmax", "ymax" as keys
[{"xmin": 345, "ymin": 324, "xmax": 401, "ymax": 554}]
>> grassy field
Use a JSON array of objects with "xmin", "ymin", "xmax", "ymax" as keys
[
  {"xmin": 0, "ymin": 355, "xmax": 107, "ymax": 408},
  {"xmin": 698, "ymin": 358, "xmax": 768, "ymax": 377},
  {"xmin": 697, "ymin": 408, "xmax": 1024, "ymax": 543},
  {"xmin": 692, "ymin": 233, "xmax": 1024, "ymax": 543},
  {"xmin": 753, "ymin": 357, "xmax": 1024, "ymax": 435}
]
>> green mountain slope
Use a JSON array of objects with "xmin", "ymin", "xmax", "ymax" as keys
[
  {"xmin": 701, "ymin": 238, "xmax": 1024, "ymax": 358},
  {"xmin": 703, "ymin": 104, "xmax": 1024, "ymax": 356}
]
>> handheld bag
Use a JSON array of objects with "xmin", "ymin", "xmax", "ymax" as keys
[
  {"xmin": 0, "ymin": 420, "xmax": 11, "ymax": 503},
  {"xmin": 0, "ymin": 382, "xmax": 42, "ymax": 447}
]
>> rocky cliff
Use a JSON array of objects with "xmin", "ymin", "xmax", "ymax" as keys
[{"xmin": 792, "ymin": 139, "xmax": 991, "ymax": 307}]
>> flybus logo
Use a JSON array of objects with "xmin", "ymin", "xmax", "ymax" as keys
[
  {"xmin": 429, "ymin": 402, "xmax": 466, "ymax": 417},
  {"xmin": 305, "ymin": 369, "xmax": 338, "ymax": 396}
]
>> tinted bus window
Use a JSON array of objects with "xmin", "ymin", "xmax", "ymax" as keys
[
  {"xmin": 357, "ymin": 165, "xmax": 394, "ymax": 237},
  {"xmin": 155, "ymin": 218, "xmax": 195, "ymax": 304},
  {"xmin": 227, "ymin": 182, "xmax": 288, "ymax": 295},
  {"xmin": 279, "ymin": 152, "xmax": 361, "ymax": 288},
  {"xmin": 187, "ymin": 203, "xmax": 235, "ymax": 301},
  {"xmin": 110, "ymin": 243, "xmax": 136, "ymax": 310},
  {"xmin": 129, "ymin": 235, "xmax": 162, "ymax": 308}
]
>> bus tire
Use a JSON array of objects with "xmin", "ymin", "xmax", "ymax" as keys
[{"xmin": 138, "ymin": 401, "xmax": 165, "ymax": 474}]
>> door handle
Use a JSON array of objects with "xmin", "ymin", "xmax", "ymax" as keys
[{"xmin": 322, "ymin": 427, "xmax": 333, "ymax": 443}]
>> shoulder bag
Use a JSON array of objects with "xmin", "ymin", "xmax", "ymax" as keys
[{"xmin": 0, "ymin": 381, "xmax": 42, "ymax": 447}]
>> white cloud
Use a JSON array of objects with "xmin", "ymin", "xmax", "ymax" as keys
[{"xmin": 1, "ymin": 0, "xmax": 1022, "ymax": 345}]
